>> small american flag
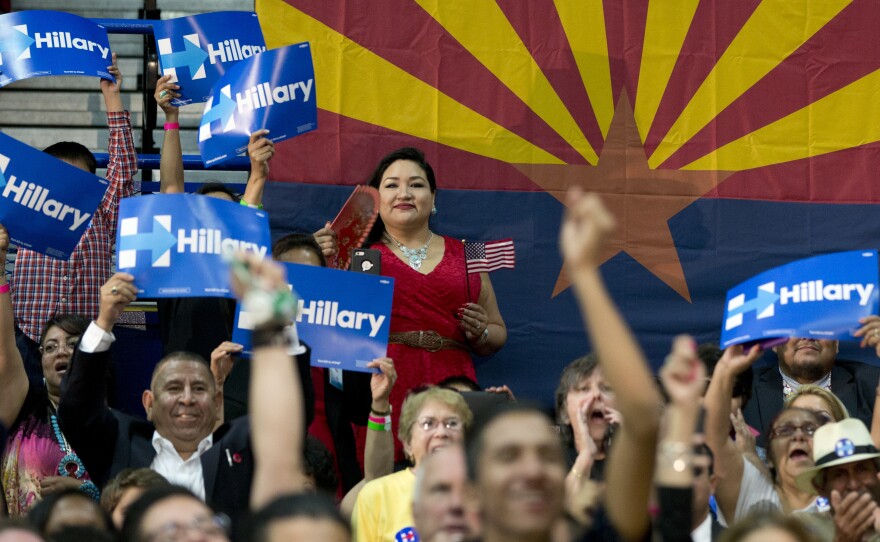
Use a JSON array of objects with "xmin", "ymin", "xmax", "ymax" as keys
[{"xmin": 464, "ymin": 238, "xmax": 515, "ymax": 273}]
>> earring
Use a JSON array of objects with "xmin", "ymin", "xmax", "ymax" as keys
[
  {"xmin": 431, "ymin": 206, "xmax": 437, "ymax": 215},
  {"xmin": 42, "ymin": 377, "xmax": 47, "ymax": 388}
]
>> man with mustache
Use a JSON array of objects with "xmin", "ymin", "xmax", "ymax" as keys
[
  {"xmin": 744, "ymin": 338, "xmax": 880, "ymax": 449},
  {"xmin": 796, "ymin": 418, "xmax": 880, "ymax": 542}
]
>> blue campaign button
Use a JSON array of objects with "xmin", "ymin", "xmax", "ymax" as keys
[{"xmin": 835, "ymin": 438, "xmax": 855, "ymax": 458}]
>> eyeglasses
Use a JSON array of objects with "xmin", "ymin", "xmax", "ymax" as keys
[
  {"xmin": 769, "ymin": 423, "xmax": 819, "ymax": 440},
  {"xmin": 40, "ymin": 336, "xmax": 80, "ymax": 355},
  {"xmin": 417, "ymin": 417, "xmax": 463, "ymax": 432},
  {"xmin": 144, "ymin": 514, "xmax": 230, "ymax": 542}
]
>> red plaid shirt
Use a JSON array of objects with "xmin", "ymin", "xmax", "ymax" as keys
[{"xmin": 12, "ymin": 111, "xmax": 137, "ymax": 342}]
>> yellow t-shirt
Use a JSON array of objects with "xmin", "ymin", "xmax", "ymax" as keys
[{"xmin": 352, "ymin": 469, "xmax": 419, "ymax": 542}]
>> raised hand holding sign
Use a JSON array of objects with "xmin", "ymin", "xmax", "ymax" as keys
[{"xmin": 0, "ymin": 10, "xmax": 114, "ymax": 86}]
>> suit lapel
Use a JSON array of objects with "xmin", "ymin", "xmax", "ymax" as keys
[
  {"xmin": 755, "ymin": 367, "xmax": 784, "ymax": 436},
  {"xmin": 201, "ymin": 439, "xmax": 222, "ymax": 501},
  {"xmin": 830, "ymin": 365, "xmax": 857, "ymax": 416}
]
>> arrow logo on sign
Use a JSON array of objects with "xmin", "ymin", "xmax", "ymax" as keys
[
  {"xmin": 198, "ymin": 85, "xmax": 237, "ymax": 141},
  {"xmin": 159, "ymin": 37, "xmax": 208, "ymax": 77},
  {"xmin": 0, "ymin": 153, "xmax": 9, "ymax": 188},
  {"xmin": 727, "ymin": 288, "xmax": 780, "ymax": 318},
  {"xmin": 725, "ymin": 283, "xmax": 780, "ymax": 331},
  {"xmin": 0, "ymin": 24, "xmax": 35, "ymax": 66},
  {"xmin": 119, "ymin": 217, "xmax": 178, "ymax": 265}
]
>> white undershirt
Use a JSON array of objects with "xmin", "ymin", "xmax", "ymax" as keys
[
  {"xmin": 691, "ymin": 513, "xmax": 712, "ymax": 542},
  {"xmin": 150, "ymin": 431, "xmax": 213, "ymax": 501}
]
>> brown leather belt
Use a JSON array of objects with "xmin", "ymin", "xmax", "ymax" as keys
[{"xmin": 388, "ymin": 330, "xmax": 468, "ymax": 353}]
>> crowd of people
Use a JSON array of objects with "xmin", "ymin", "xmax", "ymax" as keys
[{"xmin": 3, "ymin": 49, "xmax": 880, "ymax": 542}]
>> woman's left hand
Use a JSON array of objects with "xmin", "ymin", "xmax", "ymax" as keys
[
  {"xmin": 40, "ymin": 476, "xmax": 83, "ymax": 495},
  {"xmin": 459, "ymin": 302, "xmax": 489, "ymax": 342}
]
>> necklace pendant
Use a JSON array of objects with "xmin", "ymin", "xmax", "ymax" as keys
[{"xmin": 58, "ymin": 452, "xmax": 85, "ymax": 479}]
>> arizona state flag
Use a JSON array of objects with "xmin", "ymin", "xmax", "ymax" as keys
[{"xmin": 256, "ymin": 0, "xmax": 880, "ymax": 403}]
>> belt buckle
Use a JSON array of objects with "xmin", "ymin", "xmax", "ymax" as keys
[{"xmin": 419, "ymin": 330, "xmax": 442, "ymax": 353}]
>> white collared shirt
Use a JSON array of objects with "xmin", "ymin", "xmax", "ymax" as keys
[
  {"xmin": 691, "ymin": 513, "xmax": 712, "ymax": 542},
  {"xmin": 150, "ymin": 431, "xmax": 213, "ymax": 501}
]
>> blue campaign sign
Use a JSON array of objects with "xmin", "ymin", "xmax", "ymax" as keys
[
  {"xmin": 0, "ymin": 11, "xmax": 114, "ymax": 87},
  {"xmin": 152, "ymin": 11, "xmax": 266, "ymax": 106},
  {"xmin": 116, "ymin": 194, "xmax": 271, "ymax": 298},
  {"xmin": 0, "ymin": 132, "xmax": 108, "ymax": 259},
  {"xmin": 198, "ymin": 42, "xmax": 317, "ymax": 167},
  {"xmin": 232, "ymin": 263, "xmax": 394, "ymax": 373},
  {"xmin": 721, "ymin": 250, "xmax": 879, "ymax": 348}
]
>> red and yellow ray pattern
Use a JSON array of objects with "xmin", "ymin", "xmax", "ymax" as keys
[{"xmin": 257, "ymin": 0, "xmax": 880, "ymax": 298}]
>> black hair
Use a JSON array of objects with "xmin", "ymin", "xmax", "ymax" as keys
[
  {"xmin": 28, "ymin": 488, "xmax": 109, "ymax": 536},
  {"xmin": 699, "ymin": 343, "xmax": 753, "ymax": 407},
  {"xmin": 44, "ymin": 142, "xmax": 97, "ymax": 174},
  {"xmin": 50, "ymin": 526, "xmax": 115, "ymax": 542},
  {"xmin": 437, "ymin": 375, "xmax": 482, "ymax": 392},
  {"xmin": 39, "ymin": 315, "xmax": 90, "ymax": 348},
  {"xmin": 272, "ymin": 233, "xmax": 326, "ymax": 267},
  {"xmin": 149, "ymin": 351, "xmax": 213, "ymax": 390},
  {"xmin": 364, "ymin": 147, "xmax": 436, "ymax": 246},
  {"xmin": 196, "ymin": 182, "xmax": 240, "ymax": 202},
  {"xmin": 303, "ymin": 435, "xmax": 338, "ymax": 495},
  {"xmin": 120, "ymin": 486, "xmax": 208, "ymax": 542},
  {"xmin": 246, "ymin": 492, "xmax": 350, "ymax": 542},
  {"xmin": 465, "ymin": 401, "xmax": 556, "ymax": 481},
  {"xmin": 694, "ymin": 443, "xmax": 715, "ymax": 476}
]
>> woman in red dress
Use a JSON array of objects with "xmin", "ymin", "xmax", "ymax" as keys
[{"xmin": 364, "ymin": 147, "xmax": 507, "ymax": 461}]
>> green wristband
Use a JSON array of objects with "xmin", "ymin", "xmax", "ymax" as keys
[{"xmin": 367, "ymin": 420, "xmax": 389, "ymax": 432}]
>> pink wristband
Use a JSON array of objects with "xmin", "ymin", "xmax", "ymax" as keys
[
  {"xmin": 163, "ymin": 122, "xmax": 180, "ymax": 131},
  {"xmin": 0, "ymin": 283, "xmax": 10, "ymax": 295}
]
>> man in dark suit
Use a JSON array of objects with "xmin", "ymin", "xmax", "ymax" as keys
[
  {"xmin": 743, "ymin": 338, "xmax": 880, "ymax": 449},
  {"xmin": 58, "ymin": 272, "xmax": 258, "ymax": 522}
]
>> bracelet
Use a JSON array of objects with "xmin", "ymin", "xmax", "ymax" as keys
[
  {"xmin": 371, "ymin": 405, "xmax": 392, "ymax": 416},
  {"xmin": 163, "ymin": 122, "xmax": 180, "ymax": 131},
  {"xmin": 367, "ymin": 413, "xmax": 392, "ymax": 431},
  {"xmin": 251, "ymin": 324, "xmax": 291, "ymax": 350},
  {"xmin": 476, "ymin": 326, "xmax": 490, "ymax": 345},
  {"xmin": 239, "ymin": 199, "xmax": 264, "ymax": 210},
  {"xmin": 0, "ymin": 283, "xmax": 9, "ymax": 295},
  {"xmin": 658, "ymin": 441, "xmax": 692, "ymax": 473}
]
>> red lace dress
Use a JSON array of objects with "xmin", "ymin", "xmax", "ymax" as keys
[{"xmin": 373, "ymin": 236, "xmax": 481, "ymax": 460}]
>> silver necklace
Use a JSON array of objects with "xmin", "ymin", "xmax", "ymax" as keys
[{"xmin": 386, "ymin": 231, "xmax": 434, "ymax": 270}]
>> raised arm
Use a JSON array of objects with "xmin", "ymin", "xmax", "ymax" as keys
[
  {"xmin": 560, "ymin": 189, "xmax": 663, "ymax": 542},
  {"xmin": 58, "ymin": 273, "xmax": 137, "ymax": 486},
  {"xmin": 654, "ymin": 336, "xmax": 706, "ymax": 542},
  {"xmin": 209, "ymin": 341, "xmax": 243, "ymax": 430},
  {"xmin": 241, "ymin": 130, "xmax": 273, "ymax": 207},
  {"xmin": 227, "ymin": 255, "xmax": 307, "ymax": 509},
  {"xmin": 854, "ymin": 316, "xmax": 880, "ymax": 447},
  {"xmin": 0, "ymin": 225, "xmax": 28, "ymax": 427},
  {"xmin": 340, "ymin": 356, "xmax": 398, "ymax": 517},
  {"xmin": 155, "ymin": 74, "xmax": 184, "ymax": 194},
  {"xmin": 100, "ymin": 53, "xmax": 137, "ymax": 236},
  {"xmin": 703, "ymin": 343, "xmax": 762, "ymax": 523}
]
